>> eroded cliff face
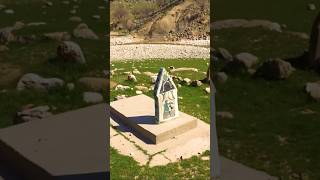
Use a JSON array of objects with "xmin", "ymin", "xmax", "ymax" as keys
[{"xmin": 139, "ymin": 0, "xmax": 209, "ymax": 41}]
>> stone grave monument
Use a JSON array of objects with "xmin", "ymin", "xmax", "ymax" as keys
[
  {"xmin": 154, "ymin": 67, "xmax": 179, "ymax": 124},
  {"xmin": 110, "ymin": 67, "xmax": 198, "ymax": 144}
]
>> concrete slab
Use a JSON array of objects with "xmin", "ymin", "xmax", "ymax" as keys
[
  {"xmin": 0, "ymin": 104, "xmax": 108, "ymax": 179},
  {"xmin": 110, "ymin": 116, "xmax": 210, "ymax": 166},
  {"xmin": 110, "ymin": 94, "xmax": 197, "ymax": 144}
]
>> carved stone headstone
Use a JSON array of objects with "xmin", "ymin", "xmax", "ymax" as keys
[
  {"xmin": 154, "ymin": 68, "xmax": 179, "ymax": 124},
  {"xmin": 309, "ymin": 12, "xmax": 320, "ymax": 70}
]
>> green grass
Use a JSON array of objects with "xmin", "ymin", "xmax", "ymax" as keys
[
  {"xmin": 110, "ymin": 58, "xmax": 211, "ymax": 179},
  {"xmin": 213, "ymin": 0, "xmax": 320, "ymax": 33},
  {"xmin": 0, "ymin": 0, "xmax": 108, "ymax": 127},
  {"xmin": 213, "ymin": 27, "xmax": 320, "ymax": 180}
]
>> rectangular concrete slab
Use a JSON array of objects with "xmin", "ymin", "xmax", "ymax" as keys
[
  {"xmin": 110, "ymin": 94, "xmax": 197, "ymax": 144},
  {"xmin": 0, "ymin": 104, "xmax": 109, "ymax": 179}
]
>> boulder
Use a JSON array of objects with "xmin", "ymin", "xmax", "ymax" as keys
[
  {"xmin": 78, "ymin": 77, "xmax": 107, "ymax": 91},
  {"xmin": 73, "ymin": 23, "xmax": 98, "ymax": 40},
  {"xmin": 305, "ymin": 81, "xmax": 320, "ymax": 100},
  {"xmin": 255, "ymin": 58, "xmax": 294, "ymax": 80},
  {"xmin": 214, "ymin": 72, "xmax": 228, "ymax": 83},
  {"xmin": 15, "ymin": 105, "xmax": 52, "ymax": 124},
  {"xmin": 57, "ymin": 41, "xmax": 86, "ymax": 64},
  {"xmin": 234, "ymin": 53, "xmax": 259, "ymax": 69},
  {"xmin": 218, "ymin": 48, "xmax": 233, "ymax": 62},
  {"xmin": 17, "ymin": 73, "xmax": 64, "ymax": 91},
  {"xmin": 128, "ymin": 74, "xmax": 137, "ymax": 82}
]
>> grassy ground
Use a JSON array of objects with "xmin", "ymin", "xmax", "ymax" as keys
[
  {"xmin": 110, "ymin": 58, "xmax": 211, "ymax": 179},
  {"xmin": 0, "ymin": 0, "xmax": 108, "ymax": 127},
  {"xmin": 213, "ymin": 0, "xmax": 320, "ymax": 33},
  {"xmin": 214, "ymin": 27, "xmax": 320, "ymax": 180}
]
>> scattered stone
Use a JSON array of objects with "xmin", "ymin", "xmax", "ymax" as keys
[
  {"xmin": 67, "ymin": 83, "xmax": 75, "ymax": 90},
  {"xmin": 62, "ymin": 1, "xmax": 70, "ymax": 5},
  {"xmin": 13, "ymin": 21, "xmax": 25, "ymax": 30},
  {"xmin": 136, "ymin": 90, "xmax": 143, "ymax": 95},
  {"xmin": 46, "ymin": 1, "xmax": 53, "ymax": 6},
  {"xmin": 78, "ymin": 77, "xmax": 107, "ymax": 91},
  {"xmin": 214, "ymin": 72, "xmax": 228, "ymax": 83},
  {"xmin": 305, "ymin": 81, "xmax": 320, "ymax": 100},
  {"xmin": 69, "ymin": 16, "xmax": 82, "ymax": 22},
  {"xmin": 300, "ymin": 109, "xmax": 316, "ymax": 115},
  {"xmin": 44, "ymin": 32, "xmax": 71, "ymax": 41},
  {"xmin": 132, "ymin": 69, "xmax": 141, "ymax": 74},
  {"xmin": 15, "ymin": 105, "xmax": 52, "ymax": 124},
  {"xmin": 115, "ymin": 84, "xmax": 130, "ymax": 91},
  {"xmin": 92, "ymin": 15, "xmax": 101, "ymax": 20},
  {"xmin": 115, "ymin": 95, "xmax": 126, "ymax": 100},
  {"xmin": 218, "ymin": 48, "xmax": 233, "ymax": 62},
  {"xmin": 128, "ymin": 74, "xmax": 137, "ymax": 82},
  {"xmin": 0, "ymin": 45, "xmax": 9, "ymax": 52},
  {"xmin": 143, "ymin": 71, "xmax": 156, "ymax": 77},
  {"xmin": 170, "ymin": 67, "xmax": 198, "ymax": 73},
  {"xmin": 201, "ymin": 156, "xmax": 210, "ymax": 161},
  {"xmin": 17, "ymin": 73, "xmax": 64, "ymax": 91},
  {"xmin": 0, "ymin": 4, "xmax": 6, "ymax": 10},
  {"xmin": 27, "ymin": 22, "xmax": 46, "ymax": 26},
  {"xmin": 234, "ymin": 53, "xmax": 259, "ymax": 69},
  {"xmin": 205, "ymin": 87, "xmax": 210, "ymax": 94},
  {"xmin": 256, "ymin": 58, "xmax": 294, "ymax": 80},
  {"xmin": 217, "ymin": 111, "xmax": 234, "ymax": 119},
  {"xmin": 70, "ymin": 9, "xmax": 76, "ymax": 14},
  {"xmin": 183, "ymin": 78, "xmax": 191, "ymax": 85},
  {"xmin": 73, "ymin": 23, "xmax": 99, "ymax": 40},
  {"xmin": 4, "ymin": 9, "xmax": 14, "ymax": 14},
  {"xmin": 135, "ymin": 85, "xmax": 149, "ymax": 92},
  {"xmin": 191, "ymin": 80, "xmax": 202, "ymax": 87},
  {"xmin": 0, "ymin": 28, "xmax": 15, "ymax": 44},
  {"xmin": 57, "ymin": 41, "xmax": 86, "ymax": 64},
  {"xmin": 0, "ymin": 63, "xmax": 22, "ymax": 86},
  {"xmin": 83, "ymin": 92, "xmax": 103, "ymax": 104},
  {"xmin": 308, "ymin": 4, "xmax": 316, "ymax": 11}
]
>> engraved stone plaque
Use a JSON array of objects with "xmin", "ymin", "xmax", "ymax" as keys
[{"xmin": 154, "ymin": 68, "xmax": 179, "ymax": 124}]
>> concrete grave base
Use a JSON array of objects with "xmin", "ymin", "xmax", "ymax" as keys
[
  {"xmin": 0, "ymin": 104, "xmax": 108, "ymax": 180},
  {"xmin": 110, "ymin": 94, "xmax": 197, "ymax": 144}
]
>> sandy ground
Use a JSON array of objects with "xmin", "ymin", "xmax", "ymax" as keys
[{"xmin": 110, "ymin": 35, "xmax": 210, "ymax": 61}]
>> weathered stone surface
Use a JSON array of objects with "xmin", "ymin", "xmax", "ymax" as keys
[
  {"xmin": 15, "ymin": 105, "xmax": 52, "ymax": 124},
  {"xmin": 218, "ymin": 48, "xmax": 233, "ymax": 62},
  {"xmin": 78, "ymin": 77, "xmax": 107, "ymax": 91},
  {"xmin": 128, "ymin": 74, "xmax": 137, "ymax": 82},
  {"xmin": 215, "ymin": 72, "xmax": 228, "ymax": 83},
  {"xmin": 69, "ymin": 16, "xmax": 82, "ymax": 22},
  {"xmin": 83, "ymin": 92, "xmax": 103, "ymax": 103},
  {"xmin": 0, "ymin": 28, "xmax": 15, "ymax": 44},
  {"xmin": 44, "ymin": 32, "xmax": 71, "ymax": 41},
  {"xmin": 57, "ymin": 41, "xmax": 86, "ymax": 64},
  {"xmin": 73, "ymin": 23, "xmax": 98, "ymax": 40},
  {"xmin": 255, "ymin": 58, "xmax": 294, "ymax": 80},
  {"xmin": 234, "ymin": 53, "xmax": 259, "ymax": 69},
  {"xmin": 154, "ymin": 68, "xmax": 179, "ymax": 123},
  {"xmin": 305, "ymin": 81, "xmax": 320, "ymax": 100},
  {"xmin": 191, "ymin": 80, "xmax": 202, "ymax": 87},
  {"xmin": 17, "ymin": 73, "xmax": 64, "ymax": 91}
]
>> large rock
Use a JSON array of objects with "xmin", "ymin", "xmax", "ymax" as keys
[
  {"xmin": 73, "ymin": 23, "xmax": 98, "ymax": 40},
  {"xmin": 0, "ymin": 28, "xmax": 15, "ymax": 44},
  {"xmin": 305, "ymin": 81, "xmax": 320, "ymax": 100},
  {"xmin": 57, "ymin": 41, "xmax": 86, "ymax": 64},
  {"xmin": 17, "ymin": 73, "xmax": 64, "ymax": 91},
  {"xmin": 234, "ymin": 53, "xmax": 259, "ymax": 69},
  {"xmin": 218, "ymin": 48, "xmax": 233, "ymax": 62},
  {"xmin": 78, "ymin": 77, "xmax": 107, "ymax": 91},
  {"xmin": 256, "ymin": 58, "xmax": 294, "ymax": 80}
]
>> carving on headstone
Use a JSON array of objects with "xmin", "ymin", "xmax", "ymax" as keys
[
  {"xmin": 154, "ymin": 68, "xmax": 179, "ymax": 124},
  {"xmin": 309, "ymin": 11, "xmax": 320, "ymax": 70}
]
